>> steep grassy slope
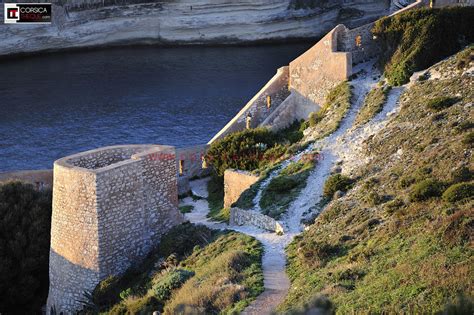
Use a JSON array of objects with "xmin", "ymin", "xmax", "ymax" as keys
[
  {"xmin": 89, "ymin": 223, "xmax": 263, "ymax": 314},
  {"xmin": 280, "ymin": 48, "xmax": 473, "ymax": 313}
]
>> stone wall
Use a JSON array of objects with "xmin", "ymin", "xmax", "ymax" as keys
[
  {"xmin": 289, "ymin": 25, "xmax": 352, "ymax": 109},
  {"xmin": 337, "ymin": 23, "xmax": 380, "ymax": 65},
  {"xmin": 208, "ymin": 66, "xmax": 289, "ymax": 143},
  {"xmin": 223, "ymin": 169, "xmax": 260, "ymax": 208},
  {"xmin": 230, "ymin": 208, "xmax": 284, "ymax": 234},
  {"xmin": 0, "ymin": 169, "xmax": 53, "ymax": 190},
  {"xmin": 47, "ymin": 144, "xmax": 183, "ymax": 313}
]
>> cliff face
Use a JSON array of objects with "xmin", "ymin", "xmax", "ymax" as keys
[{"xmin": 0, "ymin": 0, "xmax": 390, "ymax": 56}]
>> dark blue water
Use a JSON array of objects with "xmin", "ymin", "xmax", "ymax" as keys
[{"xmin": 0, "ymin": 44, "xmax": 311, "ymax": 171}]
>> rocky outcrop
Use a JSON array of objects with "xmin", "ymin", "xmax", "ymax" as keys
[{"xmin": 0, "ymin": 0, "xmax": 390, "ymax": 57}]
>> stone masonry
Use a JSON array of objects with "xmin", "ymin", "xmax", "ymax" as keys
[
  {"xmin": 230, "ymin": 208, "xmax": 284, "ymax": 234},
  {"xmin": 47, "ymin": 145, "xmax": 183, "ymax": 313},
  {"xmin": 224, "ymin": 169, "xmax": 260, "ymax": 208}
]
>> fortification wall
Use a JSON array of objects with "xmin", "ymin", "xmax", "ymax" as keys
[
  {"xmin": 47, "ymin": 145, "xmax": 183, "ymax": 313},
  {"xmin": 224, "ymin": 169, "xmax": 260, "ymax": 208},
  {"xmin": 289, "ymin": 25, "xmax": 352, "ymax": 109},
  {"xmin": 230, "ymin": 208, "xmax": 284, "ymax": 234},
  {"xmin": 208, "ymin": 66, "xmax": 289, "ymax": 144}
]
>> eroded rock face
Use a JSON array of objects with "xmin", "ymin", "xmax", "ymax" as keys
[{"xmin": 0, "ymin": 0, "xmax": 390, "ymax": 56}]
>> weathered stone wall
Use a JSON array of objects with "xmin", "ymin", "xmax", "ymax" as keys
[
  {"xmin": 230, "ymin": 208, "xmax": 284, "ymax": 234},
  {"xmin": 289, "ymin": 25, "xmax": 352, "ymax": 109},
  {"xmin": 0, "ymin": 169, "xmax": 53, "ymax": 190},
  {"xmin": 337, "ymin": 23, "xmax": 380, "ymax": 65},
  {"xmin": 47, "ymin": 145, "xmax": 183, "ymax": 313},
  {"xmin": 209, "ymin": 66, "xmax": 289, "ymax": 143},
  {"xmin": 223, "ymin": 169, "xmax": 260, "ymax": 208}
]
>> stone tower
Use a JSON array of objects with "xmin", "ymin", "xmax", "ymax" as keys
[{"xmin": 47, "ymin": 145, "xmax": 183, "ymax": 313}]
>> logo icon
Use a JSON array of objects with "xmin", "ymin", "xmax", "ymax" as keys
[
  {"xmin": 7, "ymin": 8, "xmax": 18, "ymax": 20},
  {"xmin": 4, "ymin": 3, "xmax": 51, "ymax": 24}
]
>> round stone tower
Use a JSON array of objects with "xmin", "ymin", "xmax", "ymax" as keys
[{"xmin": 47, "ymin": 145, "xmax": 183, "ymax": 313}]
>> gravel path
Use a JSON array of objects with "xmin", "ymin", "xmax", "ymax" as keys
[{"xmin": 179, "ymin": 59, "xmax": 406, "ymax": 314}]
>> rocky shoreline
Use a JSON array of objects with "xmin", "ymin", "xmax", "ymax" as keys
[{"xmin": 0, "ymin": 0, "xmax": 390, "ymax": 57}]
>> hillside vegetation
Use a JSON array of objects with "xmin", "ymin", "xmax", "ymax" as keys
[
  {"xmin": 88, "ymin": 223, "xmax": 263, "ymax": 314},
  {"xmin": 280, "ymin": 47, "xmax": 474, "ymax": 313},
  {"xmin": 0, "ymin": 182, "xmax": 52, "ymax": 314},
  {"xmin": 373, "ymin": 7, "xmax": 474, "ymax": 85}
]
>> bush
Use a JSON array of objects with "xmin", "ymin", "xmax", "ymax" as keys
[
  {"xmin": 462, "ymin": 132, "xmax": 474, "ymax": 146},
  {"xmin": 179, "ymin": 205, "xmax": 194, "ymax": 214},
  {"xmin": 426, "ymin": 97, "xmax": 459, "ymax": 111},
  {"xmin": 0, "ymin": 182, "xmax": 52, "ymax": 314},
  {"xmin": 451, "ymin": 166, "xmax": 473, "ymax": 183},
  {"xmin": 153, "ymin": 269, "xmax": 194, "ymax": 301},
  {"xmin": 298, "ymin": 240, "xmax": 341, "ymax": 268},
  {"xmin": 323, "ymin": 174, "xmax": 352, "ymax": 198},
  {"xmin": 206, "ymin": 128, "xmax": 277, "ymax": 177},
  {"xmin": 409, "ymin": 179, "xmax": 444, "ymax": 202},
  {"xmin": 442, "ymin": 182, "xmax": 474, "ymax": 203},
  {"xmin": 373, "ymin": 7, "xmax": 474, "ymax": 85}
]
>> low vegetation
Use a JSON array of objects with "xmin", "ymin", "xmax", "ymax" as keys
[
  {"xmin": 280, "ymin": 49, "xmax": 474, "ymax": 313},
  {"xmin": 354, "ymin": 85, "xmax": 391, "ymax": 126},
  {"xmin": 0, "ymin": 182, "xmax": 52, "ymax": 314},
  {"xmin": 89, "ymin": 223, "xmax": 263, "ymax": 314},
  {"xmin": 206, "ymin": 121, "xmax": 308, "ymax": 220},
  {"xmin": 179, "ymin": 205, "xmax": 194, "ymax": 214},
  {"xmin": 260, "ymin": 158, "xmax": 316, "ymax": 219},
  {"xmin": 323, "ymin": 174, "xmax": 353, "ymax": 199},
  {"xmin": 308, "ymin": 81, "xmax": 352, "ymax": 139},
  {"xmin": 373, "ymin": 7, "xmax": 474, "ymax": 85}
]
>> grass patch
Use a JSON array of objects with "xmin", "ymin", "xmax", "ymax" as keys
[
  {"xmin": 308, "ymin": 81, "xmax": 353, "ymax": 139},
  {"xmin": 90, "ymin": 225, "xmax": 263, "ymax": 315},
  {"xmin": 179, "ymin": 205, "xmax": 194, "ymax": 214},
  {"xmin": 442, "ymin": 182, "xmax": 474, "ymax": 203},
  {"xmin": 260, "ymin": 159, "xmax": 315, "ymax": 219},
  {"xmin": 165, "ymin": 232, "xmax": 264, "ymax": 314},
  {"xmin": 409, "ymin": 179, "xmax": 444, "ymax": 202},
  {"xmin": 426, "ymin": 96, "xmax": 460, "ymax": 111},
  {"xmin": 373, "ymin": 7, "xmax": 474, "ymax": 85},
  {"xmin": 207, "ymin": 176, "xmax": 228, "ymax": 222},
  {"xmin": 354, "ymin": 86, "xmax": 391, "ymax": 126}
]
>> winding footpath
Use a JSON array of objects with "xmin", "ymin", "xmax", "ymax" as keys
[{"xmin": 179, "ymin": 59, "xmax": 407, "ymax": 314}]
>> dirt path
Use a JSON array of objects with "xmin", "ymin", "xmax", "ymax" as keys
[{"xmin": 180, "ymin": 60, "xmax": 406, "ymax": 314}]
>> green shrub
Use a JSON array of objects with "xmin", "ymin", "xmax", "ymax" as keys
[
  {"xmin": 451, "ymin": 166, "xmax": 473, "ymax": 183},
  {"xmin": 206, "ymin": 128, "xmax": 277, "ymax": 177},
  {"xmin": 442, "ymin": 182, "xmax": 474, "ymax": 203},
  {"xmin": 462, "ymin": 132, "xmax": 474, "ymax": 146},
  {"xmin": 179, "ymin": 205, "xmax": 194, "ymax": 214},
  {"xmin": 455, "ymin": 45, "xmax": 474, "ymax": 69},
  {"xmin": 323, "ymin": 174, "xmax": 352, "ymax": 198},
  {"xmin": 365, "ymin": 191, "xmax": 384, "ymax": 206},
  {"xmin": 426, "ymin": 97, "xmax": 460, "ymax": 111},
  {"xmin": 0, "ymin": 182, "xmax": 52, "ymax": 314},
  {"xmin": 153, "ymin": 269, "xmax": 194, "ymax": 301},
  {"xmin": 267, "ymin": 175, "xmax": 299, "ymax": 192},
  {"xmin": 409, "ymin": 179, "xmax": 444, "ymax": 202},
  {"xmin": 276, "ymin": 120, "xmax": 306, "ymax": 144},
  {"xmin": 373, "ymin": 7, "xmax": 474, "ymax": 85},
  {"xmin": 384, "ymin": 198, "xmax": 405, "ymax": 214}
]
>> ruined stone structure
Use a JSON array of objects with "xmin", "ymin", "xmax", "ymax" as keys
[
  {"xmin": 230, "ymin": 208, "xmax": 284, "ymax": 234},
  {"xmin": 47, "ymin": 145, "xmax": 183, "ymax": 313},
  {"xmin": 224, "ymin": 169, "xmax": 260, "ymax": 208}
]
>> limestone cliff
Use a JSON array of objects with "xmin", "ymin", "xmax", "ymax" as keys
[{"xmin": 0, "ymin": 0, "xmax": 390, "ymax": 56}]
